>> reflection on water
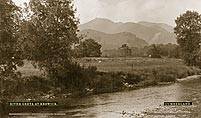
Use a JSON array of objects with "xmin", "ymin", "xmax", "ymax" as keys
[{"xmin": 5, "ymin": 78, "xmax": 201, "ymax": 118}]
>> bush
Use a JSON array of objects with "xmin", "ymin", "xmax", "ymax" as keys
[
  {"xmin": 125, "ymin": 73, "xmax": 144, "ymax": 84},
  {"xmin": 158, "ymin": 73, "xmax": 176, "ymax": 82},
  {"xmin": 94, "ymin": 72, "xmax": 124, "ymax": 94},
  {"xmin": 0, "ymin": 76, "xmax": 51, "ymax": 98}
]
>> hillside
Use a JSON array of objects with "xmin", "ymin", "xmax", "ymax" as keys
[
  {"xmin": 79, "ymin": 29, "xmax": 148, "ymax": 50},
  {"xmin": 79, "ymin": 18, "xmax": 176, "ymax": 44},
  {"xmin": 138, "ymin": 21, "xmax": 174, "ymax": 33}
]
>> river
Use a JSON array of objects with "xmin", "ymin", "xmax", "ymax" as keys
[{"xmin": 6, "ymin": 77, "xmax": 201, "ymax": 118}]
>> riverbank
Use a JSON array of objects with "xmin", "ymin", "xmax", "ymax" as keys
[
  {"xmin": 2, "ymin": 75, "xmax": 201, "ymax": 118},
  {"xmin": 1, "ymin": 57, "xmax": 201, "ymax": 110},
  {"xmin": 2, "ymin": 58, "xmax": 201, "ymax": 98},
  {"xmin": 0, "ymin": 75, "xmax": 201, "ymax": 117},
  {"xmin": 1, "ymin": 68, "xmax": 200, "ymax": 102}
]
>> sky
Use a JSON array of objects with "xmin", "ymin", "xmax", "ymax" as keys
[{"xmin": 12, "ymin": 0, "xmax": 201, "ymax": 26}]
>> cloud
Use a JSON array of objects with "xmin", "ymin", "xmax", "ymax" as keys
[
  {"xmin": 74, "ymin": 0, "xmax": 201, "ymax": 26},
  {"xmin": 74, "ymin": 0, "xmax": 102, "ymax": 23},
  {"xmin": 13, "ymin": 0, "xmax": 201, "ymax": 26},
  {"xmin": 98, "ymin": 0, "xmax": 125, "ymax": 5}
]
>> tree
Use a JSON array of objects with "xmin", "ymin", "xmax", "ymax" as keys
[
  {"xmin": 156, "ymin": 43, "xmax": 182, "ymax": 58},
  {"xmin": 118, "ymin": 44, "xmax": 131, "ymax": 57},
  {"xmin": 174, "ymin": 11, "xmax": 201, "ymax": 66},
  {"xmin": 22, "ymin": 0, "xmax": 79, "ymax": 77},
  {"xmin": 147, "ymin": 44, "xmax": 161, "ymax": 58},
  {"xmin": 0, "ymin": 0, "xmax": 23, "ymax": 77},
  {"xmin": 75, "ymin": 39, "xmax": 102, "ymax": 57}
]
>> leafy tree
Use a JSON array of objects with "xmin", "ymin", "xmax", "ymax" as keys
[
  {"xmin": 156, "ymin": 43, "xmax": 182, "ymax": 58},
  {"xmin": 75, "ymin": 39, "xmax": 102, "ymax": 57},
  {"xmin": 147, "ymin": 44, "xmax": 161, "ymax": 58},
  {"xmin": 21, "ymin": 0, "xmax": 79, "ymax": 77},
  {"xmin": 169, "ymin": 45, "xmax": 182, "ymax": 58},
  {"xmin": 174, "ymin": 11, "xmax": 201, "ymax": 66},
  {"xmin": 119, "ymin": 44, "xmax": 131, "ymax": 57},
  {"xmin": 0, "ymin": 0, "xmax": 23, "ymax": 77}
]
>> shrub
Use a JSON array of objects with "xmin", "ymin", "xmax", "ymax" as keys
[
  {"xmin": 158, "ymin": 73, "xmax": 176, "ymax": 82},
  {"xmin": 93, "ymin": 72, "xmax": 125, "ymax": 94}
]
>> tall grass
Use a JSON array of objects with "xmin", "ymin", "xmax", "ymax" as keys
[{"xmin": 78, "ymin": 57, "xmax": 201, "ymax": 79}]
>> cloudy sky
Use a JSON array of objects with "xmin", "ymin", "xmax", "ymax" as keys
[{"xmin": 13, "ymin": 0, "xmax": 201, "ymax": 26}]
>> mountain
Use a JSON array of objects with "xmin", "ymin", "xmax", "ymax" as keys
[
  {"xmin": 138, "ymin": 21, "xmax": 174, "ymax": 33},
  {"xmin": 79, "ymin": 29, "xmax": 148, "ymax": 50},
  {"xmin": 79, "ymin": 18, "xmax": 118, "ymax": 34},
  {"xmin": 79, "ymin": 18, "xmax": 176, "ymax": 44}
]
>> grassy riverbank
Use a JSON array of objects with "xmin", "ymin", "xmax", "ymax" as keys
[{"xmin": 0, "ymin": 57, "xmax": 201, "ymax": 100}]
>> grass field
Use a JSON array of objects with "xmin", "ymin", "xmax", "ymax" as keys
[
  {"xmin": 19, "ymin": 57, "xmax": 201, "ymax": 79},
  {"xmin": 77, "ymin": 57, "xmax": 201, "ymax": 79}
]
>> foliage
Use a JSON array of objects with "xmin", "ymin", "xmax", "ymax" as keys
[
  {"xmin": 119, "ymin": 44, "xmax": 132, "ymax": 57},
  {"xmin": 0, "ymin": 0, "xmax": 24, "ymax": 77},
  {"xmin": 103, "ymin": 43, "xmax": 182, "ymax": 58},
  {"xmin": 94, "ymin": 72, "xmax": 124, "ymax": 93},
  {"xmin": 174, "ymin": 11, "xmax": 201, "ymax": 66},
  {"xmin": 154, "ymin": 43, "xmax": 182, "ymax": 58},
  {"xmin": 20, "ymin": 0, "xmax": 79, "ymax": 77},
  {"xmin": 147, "ymin": 44, "xmax": 161, "ymax": 58},
  {"xmin": 75, "ymin": 38, "xmax": 102, "ymax": 57}
]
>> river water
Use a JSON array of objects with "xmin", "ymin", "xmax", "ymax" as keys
[{"xmin": 7, "ymin": 77, "xmax": 201, "ymax": 118}]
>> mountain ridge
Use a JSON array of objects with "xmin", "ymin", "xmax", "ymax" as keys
[
  {"xmin": 79, "ymin": 18, "xmax": 176, "ymax": 44},
  {"xmin": 79, "ymin": 29, "xmax": 148, "ymax": 50}
]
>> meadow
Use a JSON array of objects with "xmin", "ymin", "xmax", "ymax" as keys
[
  {"xmin": 77, "ymin": 57, "xmax": 201, "ymax": 79},
  {"xmin": 19, "ymin": 57, "xmax": 200, "ymax": 76}
]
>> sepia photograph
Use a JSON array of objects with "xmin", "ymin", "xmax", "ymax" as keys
[{"xmin": 0, "ymin": 0, "xmax": 201, "ymax": 117}]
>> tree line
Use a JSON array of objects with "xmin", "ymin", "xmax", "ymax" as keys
[{"xmin": 102, "ymin": 43, "xmax": 181, "ymax": 58}]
